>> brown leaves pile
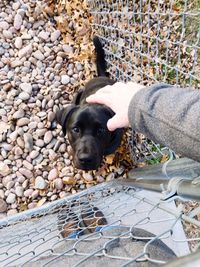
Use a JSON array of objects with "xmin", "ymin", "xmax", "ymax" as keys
[{"xmin": 44, "ymin": 0, "xmax": 96, "ymax": 83}]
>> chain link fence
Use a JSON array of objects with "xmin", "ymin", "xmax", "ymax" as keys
[
  {"xmin": 88, "ymin": 0, "xmax": 200, "ymax": 164},
  {"xmin": 1, "ymin": 179, "xmax": 200, "ymax": 267},
  {"xmin": 89, "ymin": 0, "xmax": 200, "ymax": 88}
]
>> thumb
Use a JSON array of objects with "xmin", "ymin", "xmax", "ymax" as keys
[{"xmin": 107, "ymin": 115, "xmax": 121, "ymax": 131}]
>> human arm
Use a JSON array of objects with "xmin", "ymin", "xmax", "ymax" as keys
[
  {"xmin": 129, "ymin": 83, "xmax": 200, "ymax": 162},
  {"xmin": 86, "ymin": 82, "xmax": 200, "ymax": 162}
]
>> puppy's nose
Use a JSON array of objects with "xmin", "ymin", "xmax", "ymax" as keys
[{"xmin": 78, "ymin": 153, "xmax": 93, "ymax": 164}]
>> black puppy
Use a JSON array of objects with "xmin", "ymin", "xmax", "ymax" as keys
[{"xmin": 56, "ymin": 37, "xmax": 123, "ymax": 170}]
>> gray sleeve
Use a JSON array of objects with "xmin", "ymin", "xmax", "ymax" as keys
[{"xmin": 128, "ymin": 83, "xmax": 200, "ymax": 162}]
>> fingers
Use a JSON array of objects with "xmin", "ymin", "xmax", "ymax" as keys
[
  {"xmin": 86, "ymin": 87, "xmax": 113, "ymax": 106},
  {"xmin": 86, "ymin": 94, "xmax": 110, "ymax": 106},
  {"xmin": 107, "ymin": 115, "xmax": 122, "ymax": 131},
  {"xmin": 95, "ymin": 85, "xmax": 113, "ymax": 94}
]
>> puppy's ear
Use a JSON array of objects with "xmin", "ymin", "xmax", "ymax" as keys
[
  {"xmin": 73, "ymin": 89, "xmax": 84, "ymax": 105},
  {"xmin": 56, "ymin": 104, "xmax": 77, "ymax": 136},
  {"xmin": 105, "ymin": 129, "xmax": 124, "ymax": 155}
]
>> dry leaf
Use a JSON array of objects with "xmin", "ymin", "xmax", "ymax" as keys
[
  {"xmin": 19, "ymin": 203, "xmax": 28, "ymax": 212},
  {"xmin": 105, "ymin": 154, "xmax": 115, "ymax": 165},
  {"xmin": 161, "ymin": 154, "xmax": 169, "ymax": 163},
  {"xmin": 37, "ymin": 197, "xmax": 47, "ymax": 207},
  {"xmin": 63, "ymin": 177, "xmax": 76, "ymax": 185}
]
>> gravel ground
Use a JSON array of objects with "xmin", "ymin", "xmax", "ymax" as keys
[{"xmin": 0, "ymin": 0, "xmax": 127, "ymax": 217}]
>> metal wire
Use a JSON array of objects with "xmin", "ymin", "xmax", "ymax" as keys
[
  {"xmin": 88, "ymin": 0, "xmax": 200, "ymax": 163},
  {"xmin": 89, "ymin": 0, "xmax": 200, "ymax": 88},
  {"xmin": 0, "ymin": 180, "xmax": 199, "ymax": 267}
]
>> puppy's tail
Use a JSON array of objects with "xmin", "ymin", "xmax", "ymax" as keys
[{"xmin": 93, "ymin": 36, "xmax": 108, "ymax": 77}]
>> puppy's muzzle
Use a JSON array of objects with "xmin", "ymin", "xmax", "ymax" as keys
[
  {"xmin": 74, "ymin": 137, "xmax": 102, "ymax": 170},
  {"xmin": 78, "ymin": 153, "xmax": 94, "ymax": 165}
]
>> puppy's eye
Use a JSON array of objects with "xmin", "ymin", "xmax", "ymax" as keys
[
  {"xmin": 72, "ymin": 127, "xmax": 80, "ymax": 133},
  {"xmin": 97, "ymin": 127, "xmax": 107, "ymax": 135}
]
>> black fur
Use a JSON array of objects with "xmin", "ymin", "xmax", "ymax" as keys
[
  {"xmin": 56, "ymin": 36, "xmax": 123, "ymax": 170},
  {"xmin": 93, "ymin": 36, "xmax": 108, "ymax": 77}
]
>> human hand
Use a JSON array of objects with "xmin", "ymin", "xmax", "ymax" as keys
[{"xmin": 86, "ymin": 82, "xmax": 145, "ymax": 131}]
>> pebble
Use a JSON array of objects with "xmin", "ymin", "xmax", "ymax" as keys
[
  {"xmin": 18, "ymin": 44, "xmax": 33, "ymax": 58},
  {"xmin": 83, "ymin": 173, "xmax": 93, "ymax": 182},
  {"xmin": 23, "ymin": 160, "xmax": 33, "ymax": 170},
  {"xmin": 48, "ymin": 168, "xmax": 58, "ymax": 181},
  {"xmin": 28, "ymin": 121, "xmax": 37, "ymax": 129},
  {"xmin": 63, "ymin": 44, "xmax": 73, "ymax": 54},
  {"xmin": 44, "ymin": 131, "xmax": 53, "ymax": 144},
  {"xmin": 0, "ymin": 21, "xmax": 9, "ymax": 30},
  {"xmin": 13, "ymin": 2, "xmax": 20, "ymax": 10},
  {"xmin": 59, "ymin": 191, "xmax": 69, "ymax": 198},
  {"xmin": 51, "ymin": 30, "xmax": 61, "ymax": 42},
  {"xmin": 17, "ymin": 176, "xmax": 25, "ymax": 184},
  {"xmin": 53, "ymin": 139, "xmax": 62, "ymax": 152},
  {"xmin": 47, "ymin": 111, "xmax": 55, "ymax": 122},
  {"xmin": 38, "ymin": 31, "xmax": 50, "ymax": 40},
  {"xmin": 3, "ymin": 30, "xmax": 13, "ymax": 39},
  {"xmin": 96, "ymin": 176, "xmax": 104, "ymax": 183},
  {"xmin": 14, "ymin": 146, "xmax": 23, "ymax": 156},
  {"xmin": 24, "ymin": 133, "xmax": 33, "ymax": 151},
  {"xmin": 30, "ymin": 150, "xmax": 39, "ymax": 159},
  {"xmin": 11, "ymin": 60, "xmax": 22, "ymax": 68},
  {"xmin": 1, "ymin": 143, "xmax": 12, "ymax": 151},
  {"xmin": 7, "ymin": 209, "xmax": 18, "ymax": 216},
  {"xmin": 33, "ymin": 50, "xmax": 45, "ymax": 61},
  {"xmin": 18, "ymin": 92, "xmax": 30, "ymax": 101},
  {"xmin": 13, "ymin": 109, "xmax": 25, "ymax": 119},
  {"xmin": 106, "ymin": 173, "xmax": 115, "ymax": 181},
  {"xmin": 31, "ymin": 190, "xmax": 39, "ymax": 199},
  {"xmin": 33, "ymin": 154, "xmax": 43, "ymax": 164},
  {"xmin": 28, "ymin": 203, "xmax": 36, "ymax": 209},
  {"xmin": 15, "ymin": 186, "xmax": 24, "ymax": 197},
  {"xmin": 6, "ymin": 181, "xmax": 14, "ymax": 190},
  {"xmin": 22, "ymin": 179, "xmax": 29, "ymax": 189},
  {"xmin": 14, "ymin": 14, "xmax": 23, "ymax": 30},
  {"xmin": 15, "ymin": 36, "xmax": 23, "ymax": 49},
  {"xmin": 61, "ymin": 75, "xmax": 70, "ymax": 85},
  {"xmin": 59, "ymin": 143, "xmax": 67, "ymax": 153},
  {"xmin": 24, "ymin": 189, "xmax": 33, "ymax": 197},
  {"xmin": 6, "ymin": 193, "xmax": 16, "ymax": 204},
  {"xmin": 76, "ymin": 63, "xmax": 83, "ymax": 71},
  {"xmin": 17, "ymin": 118, "xmax": 30, "ymax": 126},
  {"xmin": 0, "ymin": 121, "xmax": 9, "ymax": 134},
  {"xmin": 36, "ymin": 128, "xmax": 46, "ymax": 137},
  {"xmin": 54, "ymin": 178, "xmax": 63, "ymax": 190},
  {"xmin": 0, "ymin": 162, "xmax": 11, "ymax": 176},
  {"xmin": 50, "ymin": 195, "xmax": 57, "ymax": 201},
  {"xmin": 20, "ymin": 82, "xmax": 32, "ymax": 94},
  {"xmin": 19, "ymin": 168, "xmax": 33, "ymax": 179},
  {"xmin": 0, "ymin": 199, "xmax": 7, "ymax": 212},
  {"xmin": 35, "ymin": 176, "xmax": 47, "ymax": 189},
  {"xmin": 0, "ymin": 190, "xmax": 5, "ymax": 199},
  {"xmin": 35, "ymin": 139, "xmax": 44, "ymax": 147},
  {"xmin": 47, "ymin": 99, "xmax": 54, "ymax": 108}
]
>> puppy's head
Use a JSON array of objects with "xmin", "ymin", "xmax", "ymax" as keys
[{"xmin": 56, "ymin": 104, "xmax": 123, "ymax": 170}]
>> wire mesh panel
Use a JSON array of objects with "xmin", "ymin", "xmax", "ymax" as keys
[
  {"xmin": 87, "ymin": 0, "xmax": 200, "ymax": 163},
  {"xmin": 89, "ymin": 0, "xmax": 200, "ymax": 88},
  {"xmin": 1, "ymin": 180, "xmax": 199, "ymax": 267}
]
